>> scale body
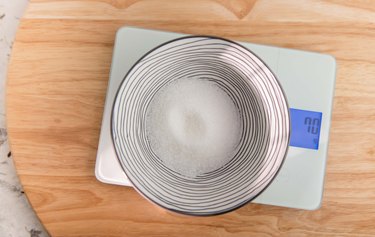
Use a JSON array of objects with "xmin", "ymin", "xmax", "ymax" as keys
[{"xmin": 95, "ymin": 27, "xmax": 336, "ymax": 210}]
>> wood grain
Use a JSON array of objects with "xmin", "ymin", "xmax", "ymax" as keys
[{"xmin": 6, "ymin": 0, "xmax": 375, "ymax": 236}]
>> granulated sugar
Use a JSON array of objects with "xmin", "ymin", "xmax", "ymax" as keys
[{"xmin": 146, "ymin": 78, "xmax": 241, "ymax": 177}]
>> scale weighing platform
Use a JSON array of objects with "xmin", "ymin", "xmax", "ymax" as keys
[{"xmin": 95, "ymin": 27, "xmax": 336, "ymax": 210}]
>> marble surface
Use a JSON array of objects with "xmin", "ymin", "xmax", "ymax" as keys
[{"xmin": 0, "ymin": 1, "xmax": 49, "ymax": 236}]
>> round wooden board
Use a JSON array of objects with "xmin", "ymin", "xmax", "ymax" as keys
[{"xmin": 7, "ymin": 0, "xmax": 375, "ymax": 236}]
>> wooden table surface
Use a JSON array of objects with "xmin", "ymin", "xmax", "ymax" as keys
[{"xmin": 7, "ymin": 0, "xmax": 375, "ymax": 236}]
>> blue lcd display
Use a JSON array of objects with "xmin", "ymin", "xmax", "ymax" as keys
[{"xmin": 289, "ymin": 108, "xmax": 322, "ymax": 150}]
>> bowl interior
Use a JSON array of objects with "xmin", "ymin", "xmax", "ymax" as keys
[{"xmin": 111, "ymin": 36, "xmax": 290, "ymax": 215}]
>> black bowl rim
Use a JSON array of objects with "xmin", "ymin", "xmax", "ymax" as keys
[{"xmin": 110, "ymin": 34, "xmax": 291, "ymax": 216}]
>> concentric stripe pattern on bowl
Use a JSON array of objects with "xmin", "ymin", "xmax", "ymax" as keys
[{"xmin": 111, "ymin": 36, "xmax": 290, "ymax": 215}]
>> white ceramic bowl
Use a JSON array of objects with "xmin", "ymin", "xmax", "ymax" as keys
[{"xmin": 112, "ymin": 36, "xmax": 290, "ymax": 216}]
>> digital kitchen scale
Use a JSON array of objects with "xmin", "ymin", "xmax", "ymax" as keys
[{"xmin": 95, "ymin": 27, "xmax": 336, "ymax": 210}]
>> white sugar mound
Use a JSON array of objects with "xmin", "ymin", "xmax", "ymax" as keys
[{"xmin": 145, "ymin": 78, "xmax": 241, "ymax": 177}]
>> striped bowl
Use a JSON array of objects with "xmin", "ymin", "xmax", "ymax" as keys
[{"xmin": 111, "ymin": 36, "xmax": 290, "ymax": 216}]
